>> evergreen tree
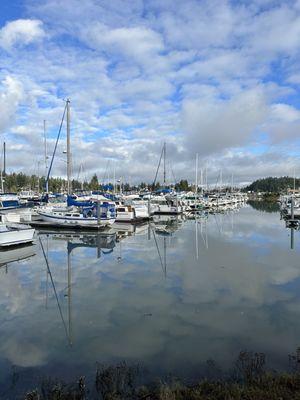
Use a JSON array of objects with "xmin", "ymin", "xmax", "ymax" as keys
[{"xmin": 89, "ymin": 174, "xmax": 99, "ymax": 190}]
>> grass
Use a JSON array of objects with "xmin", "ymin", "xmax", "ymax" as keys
[{"xmin": 19, "ymin": 350, "xmax": 300, "ymax": 399}]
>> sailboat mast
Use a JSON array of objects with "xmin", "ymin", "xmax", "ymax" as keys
[
  {"xmin": 1, "ymin": 142, "xmax": 5, "ymax": 193},
  {"xmin": 163, "ymin": 142, "xmax": 166, "ymax": 187},
  {"xmin": 293, "ymin": 169, "xmax": 296, "ymax": 193},
  {"xmin": 81, "ymin": 165, "xmax": 84, "ymax": 191},
  {"xmin": 3, "ymin": 142, "xmax": 6, "ymax": 176},
  {"xmin": 66, "ymin": 99, "xmax": 72, "ymax": 195},
  {"xmin": 37, "ymin": 160, "xmax": 40, "ymax": 192},
  {"xmin": 44, "ymin": 120, "xmax": 49, "ymax": 193},
  {"xmin": 195, "ymin": 153, "xmax": 198, "ymax": 195},
  {"xmin": 200, "ymin": 168, "xmax": 203, "ymax": 193},
  {"xmin": 113, "ymin": 163, "xmax": 116, "ymax": 194},
  {"xmin": 0, "ymin": 169, "xmax": 3, "ymax": 193}
]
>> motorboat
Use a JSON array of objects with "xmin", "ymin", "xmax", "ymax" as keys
[
  {"xmin": 0, "ymin": 193, "xmax": 20, "ymax": 210},
  {"xmin": 0, "ymin": 223, "xmax": 35, "ymax": 247},
  {"xmin": 151, "ymin": 196, "xmax": 183, "ymax": 215}
]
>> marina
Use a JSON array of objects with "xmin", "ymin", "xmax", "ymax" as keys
[
  {"xmin": 1, "ymin": 202, "xmax": 300, "ymax": 397},
  {"xmin": 2, "ymin": 0, "xmax": 300, "ymax": 397}
]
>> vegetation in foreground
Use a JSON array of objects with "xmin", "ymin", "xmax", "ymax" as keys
[
  {"xmin": 23, "ymin": 374, "xmax": 300, "ymax": 400},
  {"xmin": 17, "ymin": 350, "xmax": 300, "ymax": 400}
]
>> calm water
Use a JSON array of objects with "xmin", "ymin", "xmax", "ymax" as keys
[{"xmin": 1, "ymin": 203, "xmax": 300, "ymax": 396}]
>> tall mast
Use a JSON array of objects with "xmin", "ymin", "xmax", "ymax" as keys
[
  {"xmin": 1, "ymin": 142, "xmax": 5, "ymax": 193},
  {"xmin": 294, "ymin": 169, "xmax": 296, "ymax": 193},
  {"xmin": 163, "ymin": 142, "xmax": 166, "ymax": 187},
  {"xmin": 66, "ymin": 99, "xmax": 72, "ymax": 195},
  {"xmin": 3, "ymin": 141, "xmax": 6, "ymax": 176},
  {"xmin": 195, "ymin": 153, "xmax": 198, "ymax": 195},
  {"xmin": 37, "ymin": 160, "xmax": 40, "ymax": 192},
  {"xmin": 113, "ymin": 163, "xmax": 116, "ymax": 194},
  {"xmin": 81, "ymin": 165, "xmax": 84, "ymax": 191},
  {"xmin": 44, "ymin": 120, "xmax": 49, "ymax": 193},
  {"xmin": 200, "ymin": 168, "xmax": 203, "ymax": 193},
  {"xmin": 0, "ymin": 169, "xmax": 3, "ymax": 193}
]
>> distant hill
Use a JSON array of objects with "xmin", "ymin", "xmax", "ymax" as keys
[{"xmin": 244, "ymin": 176, "xmax": 300, "ymax": 193}]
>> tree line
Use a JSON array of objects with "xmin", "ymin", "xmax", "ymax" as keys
[
  {"xmin": 244, "ymin": 176, "xmax": 300, "ymax": 193},
  {"xmin": 1, "ymin": 172, "xmax": 193, "ymax": 193}
]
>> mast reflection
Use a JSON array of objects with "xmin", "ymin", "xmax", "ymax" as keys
[{"xmin": 39, "ymin": 231, "xmax": 117, "ymax": 347}]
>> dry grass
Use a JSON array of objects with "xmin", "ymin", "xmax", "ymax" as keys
[{"xmin": 22, "ymin": 351, "xmax": 300, "ymax": 400}]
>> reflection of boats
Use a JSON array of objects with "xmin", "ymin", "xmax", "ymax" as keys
[
  {"xmin": 53, "ymin": 232, "xmax": 116, "ymax": 254},
  {"xmin": 111, "ymin": 222, "xmax": 149, "ymax": 236},
  {"xmin": 152, "ymin": 215, "xmax": 183, "ymax": 235},
  {"xmin": 39, "ymin": 231, "xmax": 116, "ymax": 257},
  {"xmin": 39, "ymin": 230, "xmax": 116, "ymax": 346},
  {"xmin": 0, "ymin": 223, "xmax": 35, "ymax": 247},
  {"xmin": 0, "ymin": 244, "xmax": 36, "ymax": 267}
]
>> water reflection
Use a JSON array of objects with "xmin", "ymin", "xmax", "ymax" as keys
[
  {"xmin": 0, "ymin": 244, "xmax": 36, "ymax": 269},
  {"xmin": 1, "ymin": 206, "xmax": 300, "ymax": 397},
  {"xmin": 248, "ymin": 200, "xmax": 280, "ymax": 213}
]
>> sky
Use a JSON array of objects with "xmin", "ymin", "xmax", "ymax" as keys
[{"xmin": 1, "ymin": 0, "xmax": 300, "ymax": 185}]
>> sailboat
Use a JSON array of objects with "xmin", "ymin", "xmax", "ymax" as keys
[
  {"xmin": 37, "ymin": 100, "xmax": 116, "ymax": 228},
  {"xmin": 0, "ymin": 142, "xmax": 21, "ymax": 210},
  {"xmin": 150, "ymin": 143, "xmax": 184, "ymax": 215}
]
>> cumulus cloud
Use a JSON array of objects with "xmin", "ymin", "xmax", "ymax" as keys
[
  {"xmin": 0, "ymin": 19, "xmax": 45, "ymax": 51},
  {"xmin": 0, "ymin": 76, "xmax": 24, "ymax": 133},
  {"xmin": 82, "ymin": 23, "xmax": 164, "ymax": 66},
  {"xmin": 182, "ymin": 88, "xmax": 268, "ymax": 156},
  {"xmin": 1, "ymin": 0, "xmax": 300, "ymax": 182}
]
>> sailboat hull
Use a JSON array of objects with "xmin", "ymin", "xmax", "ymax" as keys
[{"xmin": 38, "ymin": 211, "xmax": 115, "ymax": 228}]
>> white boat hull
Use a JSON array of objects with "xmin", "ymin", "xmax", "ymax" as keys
[
  {"xmin": 0, "ymin": 227, "xmax": 35, "ymax": 247},
  {"xmin": 38, "ymin": 211, "xmax": 115, "ymax": 228},
  {"xmin": 115, "ymin": 210, "xmax": 135, "ymax": 222}
]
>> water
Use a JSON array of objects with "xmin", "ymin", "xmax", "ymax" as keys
[{"xmin": 1, "ymin": 203, "xmax": 300, "ymax": 396}]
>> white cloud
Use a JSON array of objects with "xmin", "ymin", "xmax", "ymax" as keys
[
  {"xmin": 0, "ymin": 1, "xmax": 300, "ymax": 182},
  {"xmin": 0, "ymin": 76, "xmax": 24, "ymax": 133},
  {"xmin": 81, "ymin": 23, "xmax": 165, "ymax": 71},
  {"xmin": 182, "ymin": 88, "xmax": 268, "ymax": 156},
  {"xmin": 0, "ymin": 19, "xmax": 45, "ymax": 51}
]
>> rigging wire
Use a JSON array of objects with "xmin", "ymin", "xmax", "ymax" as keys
[{"xmin": 45, "ymin": 101, "xmax": 68, "ymax": 190}]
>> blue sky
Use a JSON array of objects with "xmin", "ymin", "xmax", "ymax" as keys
[{"xmin": 1, "ymin": 0, "xmax": 300, "ymax": 184}]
